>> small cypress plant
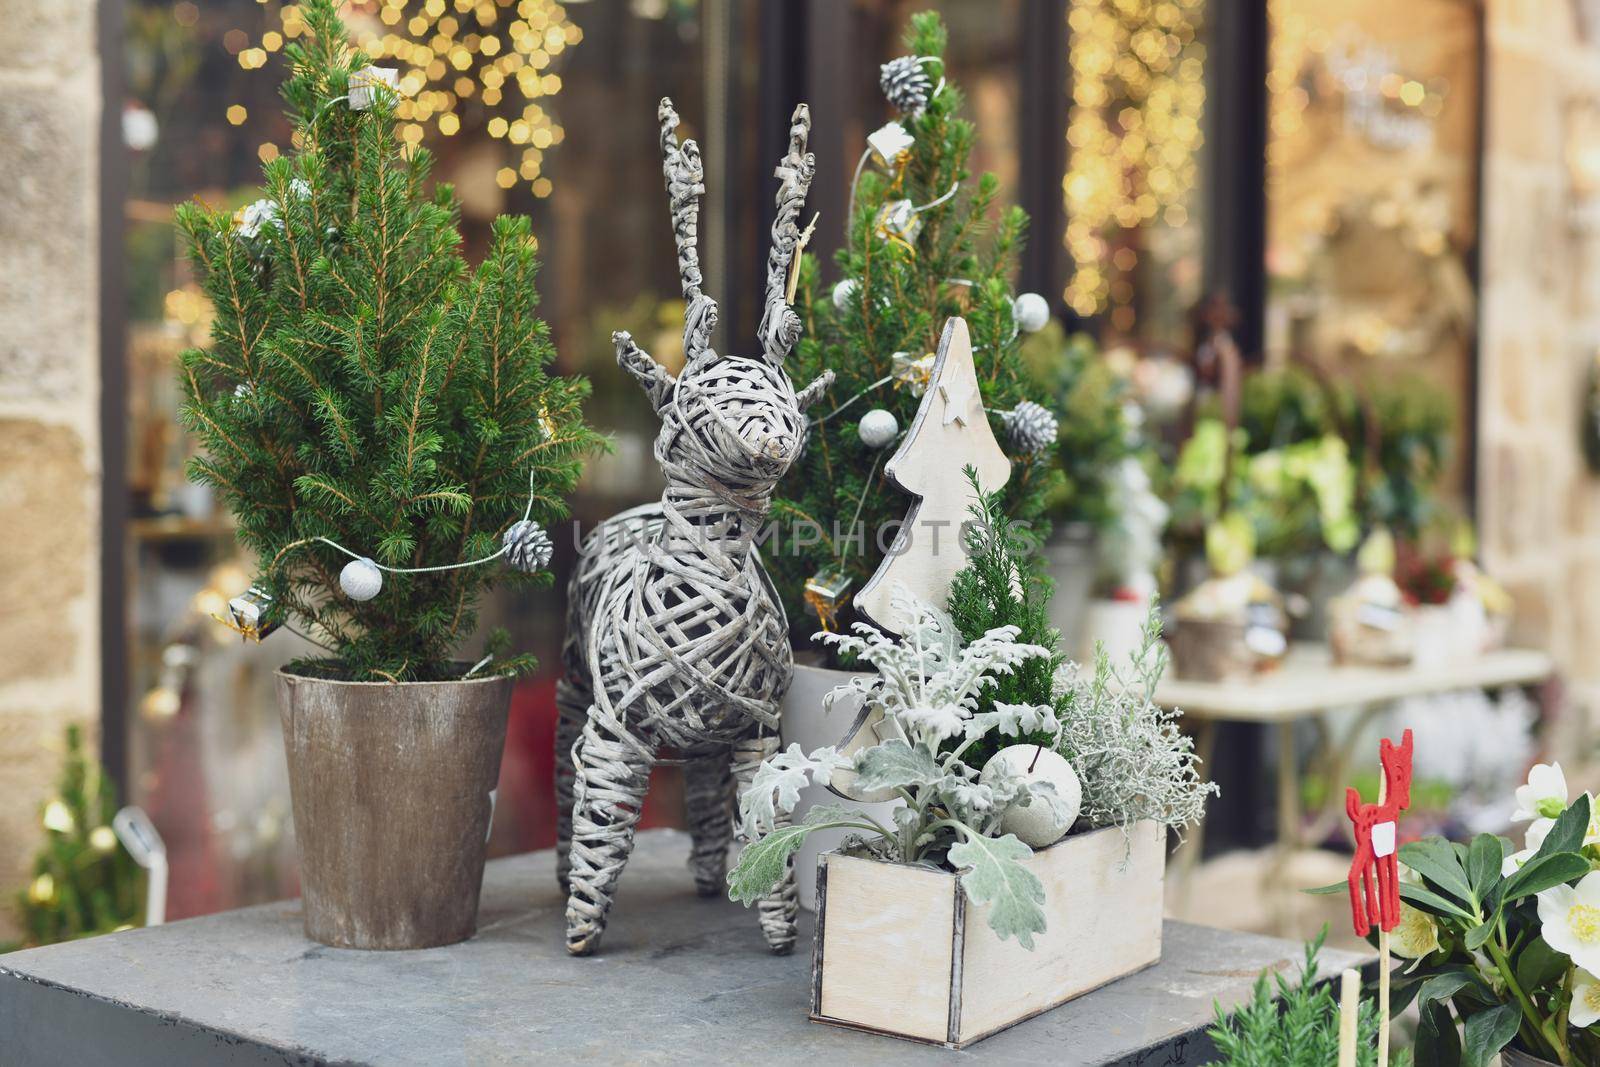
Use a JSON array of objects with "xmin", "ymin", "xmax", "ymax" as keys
[
  {"xmin": 174, "ymin": 0, "xmax": 599, "ymax": 681},
  {"xmin": 772, "ymin": 10, "xmax": 1063, "ymax": 640}
]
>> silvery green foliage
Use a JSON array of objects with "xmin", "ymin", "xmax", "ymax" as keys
[
  {"xmin": 729, "ymin": 585, "xmax": 1067, "ymax": 946},
  {"xmin": 1054, "ymin": 608, "xmax": 1216, "ymax": 840}
]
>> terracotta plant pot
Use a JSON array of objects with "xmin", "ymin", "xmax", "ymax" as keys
[{"xmin": 275, "ymin": 668, "xmax": 511, "ymax": 949}]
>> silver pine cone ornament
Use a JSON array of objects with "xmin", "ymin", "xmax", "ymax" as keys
[
  {"xmin": 503, "ymin": 520, "xmax": 554, "ymax": 573},
  {"xmin": 880, "ymin": 56, "xmax": 933, "ymax": 116},
  {"xmin": 1002, "ymin": 401, "xmax": 1059, "ymax": 456}
]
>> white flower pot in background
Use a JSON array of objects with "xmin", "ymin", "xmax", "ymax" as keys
[
  {"xmin": 1078, "ymin": 597, "xmax": 1149, "ymax": 665},
  {"xmin": 779, "ymin": 657, "xmax": 900, "ymax": 911},
  {"xmin": 1043, "ymin": 523, "xmax": 1097, "ymax": 663}
]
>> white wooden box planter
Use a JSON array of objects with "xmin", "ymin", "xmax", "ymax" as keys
[{"xmin": 809, "ymin": 820, "xmax": 1165, "ymax": 1048}]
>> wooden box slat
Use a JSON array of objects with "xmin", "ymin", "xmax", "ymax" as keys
[{"xmin": 810, "ymin": 821, "xmax": 1166, "ymax": 1049}]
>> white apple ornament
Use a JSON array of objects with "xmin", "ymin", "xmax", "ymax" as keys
[{"xmin": 980, "ymin": 744, "xmax": 1081, "ymax": 847}]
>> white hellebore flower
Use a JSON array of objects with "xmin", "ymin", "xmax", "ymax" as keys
[
  {"xmin": 1503, "ymin": 847, "xmax": 1535, "ymax": 878},
  {"xmin": 1513, "ymin": 762, "xmax": 1569, "ymax": 822},
  {"xmin": 1537, "ymin": 871, "xmax": 1600, "ymax": 974},
  {"xmin": 1389, "ymin": 902, "xmax": 1442, "ymax": 959},
  {"xmin": 234, "ymin": 198, "xmax": 280, "ymax": 239},
  {"xmin": 1574, "ymin": 969, "xmax": 1600, "ymax": 1029},
  {"xmin": 1527, "ymin": 817, "xmax": 1555, "ymax": 853}
]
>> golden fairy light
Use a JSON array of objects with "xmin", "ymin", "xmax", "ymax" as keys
[
  {"xmin": 1062, "ymin": 0, "xmax": 1206, "ymax": 330},
  {"xmin": 231, "ymin": 1, "xmax": 579, "ymax": 198}
]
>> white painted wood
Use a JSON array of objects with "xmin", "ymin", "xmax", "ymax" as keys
[
  {"xmin": 817, "ymin": 854, "xmax": 955, "ymax": 1043},
  {"xmin": 959, "ymin": 821, "xmax": 1165, "ymax": 1043},
  {"xmin": 853, "ymin": 317, "xmax": 1012, "ymax": 633},
  {"xmin": 813, "ymin": 821, "xmax": 1166, "ymax": 1048},
  {"xmin": 1153, "ymin": 643, "xmax": 1552, "ymax": 722}
]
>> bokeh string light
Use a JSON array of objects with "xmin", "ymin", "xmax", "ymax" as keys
[
  {"xmin": 1062, "ymin": 0, "xmax": 1206, "ymax": 332},
  {"xmin": 229, "ymin": 0, "xmax": 580, "ymax": 198}
]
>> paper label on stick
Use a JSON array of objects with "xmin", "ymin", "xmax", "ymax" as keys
[{"xmin": 1372, "ymin": 820, "xmax": 1397, "ymax": 858}]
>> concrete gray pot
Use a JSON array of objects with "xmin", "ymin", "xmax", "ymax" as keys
[
  {"xmin": 276, "ymin": 668, "xmax": 511, "ymax": 949},
  {"xmin": 1042, "ymin": 523, "xmax": 1097, "ymax": 661}
]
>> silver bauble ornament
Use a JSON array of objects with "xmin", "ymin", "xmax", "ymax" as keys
[
  {"xmin": 1002, "ymin": 400, "xmax": 1060, "ymax": 456},
  {"xmin": 879, "ymin": 55, "xmax": 933, "ymax": 115},
  {"xmin": 339, "ymin": 557, "xmax": 384, "ymax": 602},
  {"xmin": 832, "ymin": 278, "xmax": 858, "ymax": 311},
  {"xmin": 980, "ymin": 745, "xmax": 1081, "ymax": 847},
  {"xmin": 857, "ymin": 408, "xmax": 900, "ymax": 449},
  {"xmin": 1012, "ymin": 292, "xmax": 1050, "ymax": 334},
  {"xmin": 502, "ymin": 519, "xmax": 554, "ymax": 573}
]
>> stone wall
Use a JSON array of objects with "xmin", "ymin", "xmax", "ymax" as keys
[
  {"xmin": 1479, "ymin": 0, "xmax": 1600, "ymax": 758},
  {"xmin": 0, "ymin": 0, "xmax": 102, "ymax": 939}
]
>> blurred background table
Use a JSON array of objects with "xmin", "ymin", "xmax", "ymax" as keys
[{"xmin": 1161, "ymin": 643, "xmax": 1554, "ymax": 928}]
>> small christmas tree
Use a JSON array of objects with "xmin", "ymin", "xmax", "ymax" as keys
[
  {"xmin": 174, "ymin": 0, "xmax": 599, "ymax": 681},
  {"xmin": 13, "ymin": 726, "xmax": 143, "ymax": 947},
  {"xmin": 773, "ymin": 11, "xmax": 1063, "ymax": 640}
]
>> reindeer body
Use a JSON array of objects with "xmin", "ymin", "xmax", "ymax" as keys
[
  {"xmin": 1345, "ymin": 729, "xmax": 1414, "ymax": 937},
  {"xmin": 554, "ymin": 99, "xmax": 832, "ymax": 956}
]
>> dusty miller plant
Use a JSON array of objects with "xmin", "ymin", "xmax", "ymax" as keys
[
  {"xmin": 726, "ymin": 586, "xmax": 1068, "ymax": 947},
  {"xmin": 1054, "ymin": 609, "xmax": 1217, "ymax": 838}
]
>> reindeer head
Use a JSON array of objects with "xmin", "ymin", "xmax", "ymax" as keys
[
  {"xmin": 1380, "ymin": 728, "xmax": 1414, "ymax": 811},
  {"xmin": 613, "ymin": 99, "xmax": 833, "ymax": 499}
]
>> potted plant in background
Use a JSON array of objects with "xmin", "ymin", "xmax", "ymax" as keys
[
  {"xmin": 1021, "ymin": 325, "xmax": 1141, "ymax": 658},
  {"xmin": 175, "ymin": 0, "xmax": 598, "ymax": 949}
]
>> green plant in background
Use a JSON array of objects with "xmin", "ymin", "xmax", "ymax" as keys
[
  {"xmin": 1168, "ymin": 416, "xmax": 1358, "ymax": 562},
  {"xmin": 1021, "ymin": 325, "xmax": 1134, "ymax": 530},
  {"xmin": 12, "ymin": 726, "xmax": 143, "ymax": 949},
  {"xmin": 1347, "ymin": 376, "xmax": 1452, "ymax": 541},
  {"xmin": 174, "ymin": 0, "xmax": 599, "ymax": 681},
  {"xmin": 773, "ymin": 11, "xmax": 1062, "ymax": 642},
  {"xmin": 727, "ymin": 585, "xmax": 1067, "ymax": 946},
  {"xmin": 1205, "ymin": 927, "xmax": 1390, "ymax": 1067}
]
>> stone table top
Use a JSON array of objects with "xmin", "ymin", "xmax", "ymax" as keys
[{"xmin": 0, "ymin": 829, "xmax": 1365, "ymax": 1066}]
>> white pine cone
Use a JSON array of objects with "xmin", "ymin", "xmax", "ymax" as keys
[
  {"xmin": 1003, "ymin": 401, "xmax": 1059, "ymax": 456},
  {"xmin": 502, "ymin": 520, "xmax": 554, "ymax": 573},
  {"xmin": 879, "ymin": 56, "xmax": 932, "ymax": 116}
]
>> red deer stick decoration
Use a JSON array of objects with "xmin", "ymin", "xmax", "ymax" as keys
[{"xmin": 1345, "ymin": 728, "xmax": 1414, "ymax": 937}]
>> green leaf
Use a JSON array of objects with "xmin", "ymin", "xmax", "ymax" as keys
[
  {"xmin": 1415, "ymin": 971, "xmax": 1477, "ymax": 1009},
  {"xmin": 1466, "ymin": 834, "xmax": 1502, "ymax": 903},
  {"xmin": 1515, "ymin": 935, "xmax": 1570, "ymax": 992},
  {"xmin": 726, "ymin": 824, "xmax": 819, "ymax": 904},
  {"xmin": 1414, "ymin": 999, "xmax": 1461, "ymax": 1067},
  {"xmin": 1461, "ymin": 1003, "xmax": 1520, "ymax": 1067},
  {"xmin": 1400, "ymin": 880, "xmax": 1479, "ymax": 924},
  {"xmin": 1399, "ymin": 838, "xmax": 1476, "ymax": 908},
  {"xmin": 1303, "ymin": 881, "xmax": 1347, "ymax": 895},
  {"xmin": 1463, "ymin": 921, "xmax": 1495, "ymax": 951},
  {"xmin": 948, "ymin": 832, "xmax": 1046, "ymax": 949},
  {"xmin": 1536, "ymin": 793, "xmax": 1591, "ymax": 859},
  {"xmin": 851, "ymin": 738, "xmax": 942, "ymax": 793},
  {"xmin": 1503, "ymin": 852, "xmax": 1591, "ymax": 903}
]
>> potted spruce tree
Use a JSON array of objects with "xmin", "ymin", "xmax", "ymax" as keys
[
  {"xmin": 174, "ymin": 0, "xmax": 598, "ymax": 949},
  {"xmin": 773, "ymin": 12, "xmax": 1063, "ymax": 903}
]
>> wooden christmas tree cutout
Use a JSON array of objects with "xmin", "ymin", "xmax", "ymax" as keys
[{"xmin": 854, "ymin": 316, "xmax": 1012, "ymax": 633}]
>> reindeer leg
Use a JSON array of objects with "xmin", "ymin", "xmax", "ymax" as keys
[
  {"xmin": 1363, "ymin": 860, "xmax": 1381, "ymax": 930},
  {"xmin": 1348, "ymin": 858, "xmax": 1368, "ymax": 937},
  {"xmin": 684, "ymin": 747, "xmax": 735, "ymax": 897},
  {"xmin": 1382, "ymin": 852, "xmax": 1401, "ymax": 929},
  {"xmin": 554, "ymin": 678, "xmax": 588, "ymax": 892},
  {"xmin": 565, "ymin": 709, "xmax": 656, "ymax": 956},
  {"xmin": 733, "ymin": 734, "xmax": 797, "ymax": 955}
]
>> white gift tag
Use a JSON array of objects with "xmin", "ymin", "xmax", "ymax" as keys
[{"xmin": 1372, "ymin": 820, "xmax": 1397, "ymax": 858}]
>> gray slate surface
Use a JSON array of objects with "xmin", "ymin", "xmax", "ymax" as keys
[{"xmin": 0, "ymin": 829, "xmax": 1365, "ymax": 1066}]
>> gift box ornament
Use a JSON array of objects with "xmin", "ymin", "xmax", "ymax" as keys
[
  {"xmin": 348, "ymin": 66, "xmax": 399, "ymax": 110},
  {"xmin": 866, "ymin": 121, "xmax": 915, "ymax": 169},
  {"xmin": 875, "ymin": 198, "xmax": 922, "ymax": 246},
  {"xmin": 226, "ymin": 585, "xmax": 280, "ymax": 641},
  {"xmin": 803, "ymin": 565, "xmax": 854, "ymax": 632}
]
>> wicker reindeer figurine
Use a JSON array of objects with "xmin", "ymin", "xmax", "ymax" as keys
[{"xmin": 554, "ymin": 99, "xmax": 832, "ymax": 956}]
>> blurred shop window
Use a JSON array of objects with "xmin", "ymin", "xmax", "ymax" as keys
[
  {"xmin": 1262, "ymin": 0, "xmax": 1481, "ymax": 497},
  {"xmin": 1062, "ymin": 0, "xmax": 1208, "ymax": 349}
]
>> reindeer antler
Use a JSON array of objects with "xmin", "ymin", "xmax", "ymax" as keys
[
  {"xmin": 659, "ymin": 97, "xmax": 717, "ymax": 361},
  {"xmin": 759, "ymin": 104, "xmax": 815, "ymax": 363}
]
